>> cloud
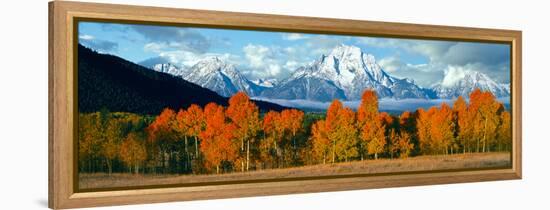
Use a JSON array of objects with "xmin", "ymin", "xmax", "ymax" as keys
[
  {"xmin": 131, "ymin": 24, "xmax": 242, "ymax": 69},
  {"xmin": 130, "ymin": 25, "xmax": 211, "ymax": 54},
  {"xmin": 78, "ymin": 34, "xmax": 94, "ymax": 40},
  {"xmin": 142, "ymin": 41, "xmax": 240, "ymax": 67},
  {"xmin": 243, "ymin": 44, "xmax": 271, "ymax": 68},
  {"xmin": 284, "ymin": 60, "xmax": 300, "ymax": 70},
  {"xmin": 282, "ymin": 33, "xmax": 307, "ymax": 41},
  {"xmin": 378, "ymin": 57, "xmax": 403, "ymax": 73},
  {"xmin": 440, "ymin": 42, "xmax": 510, "ymax": 66},
  {"xmin": 357, "ymin": 37, "xmax": 510, "ymax": 67},
  {"xmin": 242, "ymin": 44, "xmax": 311, "ymax": 80},
  {"xmin": 305, "ymin": 35, "xmax": 348, "ymax": 56},
  {"xmin": 441, "ymin": 66, "xmax": 467, "ymax": 87},
  {"xmin": 79, "ymin": 36, "xmax": 118, "ymax": 53},
  {"xmin": 242, "ymin": 44, "xmax": 287, "ymax": 78},
  {"xmin": 377, "ymin": 55, "xmax": 444, "ymax": 87},
  {"xmin": 456, "ymin": 62, "xmax": 510, "ymax": 84},
  {"xmin": 410, "ymin": 41, "xmax": 455, "ymax": 61},
  {"xmin": 357, "ymin": 37, "xmax": 510, "ymax": 85},
  {"xmin": 356, "ymin": 37, "xmax": 455, "ymax": 61}
]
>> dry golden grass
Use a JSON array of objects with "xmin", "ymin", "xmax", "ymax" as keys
[{"xmin": 79, "ymin": 152, "xmax": 511, "ymax": 190}]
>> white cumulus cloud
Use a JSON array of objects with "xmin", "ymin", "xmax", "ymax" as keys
[
  {"xmin": 441, "ymin": 65, "xmax": 467, "ymax": 87},
  {"xmin": 282, "ymin": 33, "xmax": 307, "ymax": 41},
  {"xmin": 79, "ymin": 34, "xmax": 95, "ymax": 40}
]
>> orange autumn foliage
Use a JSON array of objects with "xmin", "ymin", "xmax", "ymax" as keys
[
  {"xmin": 323, "ymin": 100, "xmax": 359, "ymax": 162},
  {"xmin": 226, "ymin": 92, "xmax": 261, "ymax": 171},
  {"xmin": 357, "ymin": 90, "xmax": 378, "ymax": 127},
  {"xmin": 357, "ymin": 91, "xmax": 386, "ymax": 160},
  {"xmin": 79, "ymin": 88, "xmax": 512, "ymax": 175},
  {"xmin": 120, "ymin": 132, "xmax": 147, "ymax": 174},
  {"xmin": 199, "ymin": 103, "xmax": 238, "ymax": 173},
  {"xmin": 310, "ymin": 119, "xmax": 330, "ymax": 164},
  {"xmin": 147, "ymin": 108, "xmax": 176, "ymax": 143},
  {"xmin": 469, "ymin": 89, "xmax": 502, "ymax": 152}
]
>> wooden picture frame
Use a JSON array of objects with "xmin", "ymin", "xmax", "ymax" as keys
[{"xmin": 49, "ymin": 1, "xmax": 522, "ymax": 209}]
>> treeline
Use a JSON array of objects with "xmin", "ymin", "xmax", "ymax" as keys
[
  {"xmin": 78, "ymin": 89, "xmax": 511, "ymax": 175},
  {"xmin": 310, "ymin": 89, "xmax": 511, "ymax": 165}
]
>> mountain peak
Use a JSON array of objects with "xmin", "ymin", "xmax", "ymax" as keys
[
  {"xmin": 268, "ymin": 44, "xmax": 430, "ymax": 101},
  {"xmin": 434, "ymin": 69, "xmax": 509, "ymax": 99},
  {"xmin": 184, "ymin": 56, "xmax": 264, "ymax": 97},
  {"xmin": 197, "ymin": 56, "xmax": 227, "ymax": 66},
  {"xmin": 329, "ymin": 44, "xmax": 363, "ymax": 59},
  {"xmin": 150, "ymin": 63, "xmax": 186, "ymax": 76}
]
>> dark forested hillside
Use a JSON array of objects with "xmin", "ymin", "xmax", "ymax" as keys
[{"xmin": 77, "ymin": 44, "xmax": 286, "ymax": 114}]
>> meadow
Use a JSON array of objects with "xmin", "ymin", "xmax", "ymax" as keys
[{"xmin": 79, "ymin": 152, "xmax": 510, "ymax": 189}]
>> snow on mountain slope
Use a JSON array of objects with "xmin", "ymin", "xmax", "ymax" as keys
[
  {"xmin": 252, "ymin": 78, "xmax": 278, "ymax": 88},
  {"xmin": 183, "ymin": 57, "xmax": 264, "ymax": 97},
  {"xmin": 139, "ymin": 44, "xmax": 509, "ymax": 102},
  {"xmin": 262, "ymin": 44, "xmax": 430, "ymax": 101},
  {"xmin": 432, "ymin": 70, "xmax": 510, "ymax": 99},
  {"xmin": 151, "ymin": 63, "xmax": 187, "ymax": 77}
]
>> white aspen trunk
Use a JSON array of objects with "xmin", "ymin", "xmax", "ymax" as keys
[
  {"xmin": 246, "ymin": 139, "xmax": 250, "ymax": 171},
  {"xmin": 482, "ymin": 117, "xmax": 488, "ymax": 153}
]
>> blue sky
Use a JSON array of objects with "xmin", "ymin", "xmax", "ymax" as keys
[{"xmin": 78, "ymin": 21, "xmax": 510, "ymax": 87}]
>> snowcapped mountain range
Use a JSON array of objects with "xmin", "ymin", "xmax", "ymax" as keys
[
  {"xmin": 261, "ymin": 44, "xmax": 431, "ymax": 101},
  {"xmin": 432, "ymin": 70, "xmax": 510, "ymax": 99},
  {"xmin": 139, "ymin": 44, "xmax": 509, "ymax": 101},
  {"xmin": 151, "ymin": 63, "xmax": 187, "ymax": 77},
  {"xmin": 183, "ymin": 57, "xmax": 265, "ymax": 97}
]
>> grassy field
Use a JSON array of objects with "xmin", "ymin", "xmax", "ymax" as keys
[{"xmin": 79, "ymin": 152, "xmax": 510, "ymax": 190}]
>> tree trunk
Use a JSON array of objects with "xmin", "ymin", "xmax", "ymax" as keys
[
  {"xmin": 106, "ymin": 158, "xmax": 112, "ymax": 175},
  {"xmin": 292, "ymin": 132, "xmax": 296, "ymax": 162},
  {"xmin": 374, "ymin": 153, "xmax": 378, "ymax": 160},
  {"xmin": 184, "ymin": 136, "xmax": 189, "ymax": 171},
  {"xmin": 216, "ymin": 165, "xmax": 219, "ymax": 174},
  {"xmin": 161, "ymin": 149, "xmax": 166, "ymax": 173},
  {"xmin": 88, "ymin": 155, "xmax": 92, "ymax": 173},
  {"xmin": 241, "ymin": 137, "xmax": 244, "ymax": 151},
  {"xmin": 246, "ymin": 139, "xmax": 250, "ymax": 171},
  {"xmin": 194, "ymin": 136, "xmax": 199, "ymax": 157},
  {"xmin": 360, "ymin": 144, "xmax": 364, "ymax": 161},
  {"xmin": 274, "ymin": 140, "xmax": 279, "ymax": 168},
  {"xmin": 332, "ymin": 140, "xmax": 336, "ymax": 164},
  {"xmin": 482, "ymin": 117, "xmax": 488, "ymax": 153},
  {"xmin": 476, "ymin": 138, "xmax": 480, "ymax": 153}
]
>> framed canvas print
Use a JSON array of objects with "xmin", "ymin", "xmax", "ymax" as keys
[{"xmin": 49, "ymin": 1, "xmax": 522, "ymax": 209}]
